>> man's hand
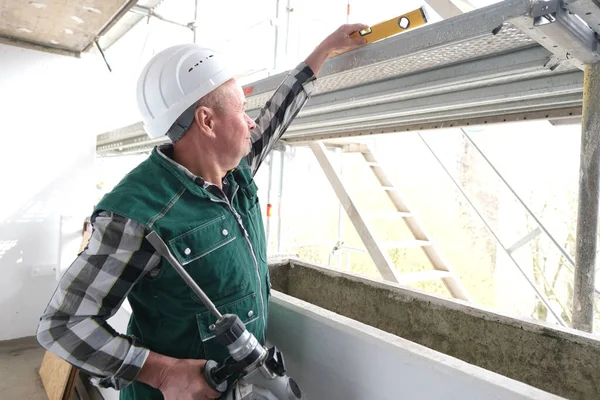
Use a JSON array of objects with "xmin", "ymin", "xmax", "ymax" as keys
[
  {"xmin": 305, "ymin": 23, "xmax": 369, "ymax": 76},
  {"xmin": 159, "ymin": 358, "xmax": 221, "ymax": 400},
  {"xmin": 319, "ymin": 23, "xmax": 370, "ymax": 55},
  {"xmin": 136, "ymin": 351, "xmax": 221, "ymax": 400}
]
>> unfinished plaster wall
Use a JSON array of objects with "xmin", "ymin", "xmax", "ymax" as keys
[
  {"xmin": 268, "ymin": 292, "xmax": 564, "ymax": 400},
  {"xmin": 268, "ymin": 258, "xmax": 600, "ymax": 400}
]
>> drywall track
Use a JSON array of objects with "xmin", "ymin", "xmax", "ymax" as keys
[{"xmin": 268, "ymin": 258, "xmax": 600, "ymax": 400}]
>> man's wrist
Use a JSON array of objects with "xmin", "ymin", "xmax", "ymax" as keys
[
  {"xmin": 304, "ymin": 44, "xmax": 331, "ymax": 77},
  {"xmin": 135, "ymin": 351, "xmax": 177, "ymax": 389}
]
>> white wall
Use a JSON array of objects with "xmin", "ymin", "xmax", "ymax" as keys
[
  {"xmin": 267, "ymin": 292, "xmax": 565, "ymax": 400},
  {"xmin": 0, "ymin": 43, "xmax": 99, "ymax": 340},
  {"xmin": 99, "ymin": 292, "xmax": 565, "ymax": 399}
]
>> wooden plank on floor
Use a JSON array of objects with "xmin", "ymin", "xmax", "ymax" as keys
[{"xmin": 39, "ymin": 351, "xmax": 78, "ymax": 400}]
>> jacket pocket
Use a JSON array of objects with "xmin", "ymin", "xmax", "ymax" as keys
[
  {"xmin": 197, "ymin": 293, "xmax": 260, "ymax": 362},
  {"xmin": 168, "ymin": 215, "xmax": 250, "ymax": 302},
  {"xmin": 169, "ymin": 215, "xmax": 235, "ymax": 264}
]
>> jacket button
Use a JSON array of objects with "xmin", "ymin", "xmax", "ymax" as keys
[
  {"xmin": 222, "ymin": 229, "xmax": 229, "ymax": 236},
  {"xmin": 184, "ymin": 248, "xmax": 191, "ymax": 255},
  {"xmin": 247, "ymin": 310, "xmax": 254, "ymax": 318}
]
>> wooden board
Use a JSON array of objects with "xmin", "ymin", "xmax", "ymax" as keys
[{"xmin": 39, "ymin": 351, "xmax": 78, "ymax": 400}]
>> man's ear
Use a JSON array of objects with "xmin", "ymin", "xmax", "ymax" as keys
[{"xmin": 194, "ymin": 106, "xmax": 216, "ymax": 137}]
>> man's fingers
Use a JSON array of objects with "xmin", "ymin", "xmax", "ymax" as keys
[
  {"xmin": 349, "ymin": 37, "xmax": 367, "ymax": 45},
  {"xmin": 343, "ymin": 23, "xmax": 370, "ymax": 33},
  {"xmin": 341, "ymin": 36, "xmax": 367, "ymax": 48}
]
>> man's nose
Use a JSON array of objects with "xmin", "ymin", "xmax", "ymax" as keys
[{"xmin": 246, "ymin": 114, "xmax": 257, "ymax": 130}]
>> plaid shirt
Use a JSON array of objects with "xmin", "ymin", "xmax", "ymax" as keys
[{"xmin": 36, "ymin": 63, "xmax": 315, "ymax": 390}]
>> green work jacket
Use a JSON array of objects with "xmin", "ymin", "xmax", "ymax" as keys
[{"xmin": 93, "ymin": 150, "xmax": 270, "ymax": 399}]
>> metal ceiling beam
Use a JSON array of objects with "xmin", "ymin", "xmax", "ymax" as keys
[
  {"xmin": 239, "ymin": 44, "xmax": 583, "ymax": 143},
  {"xmin": 283, "ymin": 46, "xmax": 563, "ymax": 118},
  {"xmin": 97, "ymin": 0, "xmax": 166, "ymax": 51},
  {"xmin": 128, "ymin": 4, "xmax": 193, "ymax": 30},
  {"xmin": 95, "ymin": 0, "xmax": 600, "ymax": 156},
  {"xmin": 281, "ymin": 108, "xmax": 581, "ymax": 145},
  {"xmin": 563, "ymin": 0, "xmax": 600, "ymax": 36},
  {"xmin": 81, "ymin": 0, "xmax": 138, "ymax": 53},
  {"xmin": 96, "ymin": 70, "xmax": 584, "ymax": 154},
  {"xmin": 278, "ymin": 71, "xmax": 582, "ymax": 137}
]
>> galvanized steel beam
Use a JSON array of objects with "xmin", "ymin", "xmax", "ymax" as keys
[{"xmin": 573, "ymin": 62, "xmax": 600, "ymax": 332}]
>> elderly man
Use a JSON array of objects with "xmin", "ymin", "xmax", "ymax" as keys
[{"xmin": 37, "ymin": 23, "xmax": 367, "ymax": 400}]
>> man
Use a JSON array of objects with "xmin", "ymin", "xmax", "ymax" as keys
[{"xmin": 37, "ymin": 24, "xmax": 367, "ymax": 400}]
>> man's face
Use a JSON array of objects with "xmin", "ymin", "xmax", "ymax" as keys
[{"xmin": 212, "ymin": 79, "xmax": 256, "ymax": 162}]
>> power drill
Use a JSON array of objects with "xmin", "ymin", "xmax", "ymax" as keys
[{"xmin": 146, "ymin": 231, "xmax": 304, "ymax": 400}]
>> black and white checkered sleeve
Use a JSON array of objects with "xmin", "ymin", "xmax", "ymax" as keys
[
  {"xmin": 246, "ymin": 62, "xmax": 316, "ymax": 174},
  {"xmin": 36, "ymin": 212, "xmax": 160, "ymax": 390}
]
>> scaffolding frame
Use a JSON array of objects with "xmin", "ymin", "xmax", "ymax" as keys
[{"xmin": 95, "ymin": 0, "xmax": 600, "ymax": 331}]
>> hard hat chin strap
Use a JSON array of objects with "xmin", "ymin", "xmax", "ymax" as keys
[{"xmin": 167, "ymin": 102, "xmax": 198, "ymax": 143}]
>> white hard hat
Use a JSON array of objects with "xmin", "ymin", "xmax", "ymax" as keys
[{"xmin": 136, "ymin": 44, "xmax": 237, "ymax": 139}]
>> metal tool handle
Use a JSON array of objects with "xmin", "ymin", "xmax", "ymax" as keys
[
  {"xmin": 204, "ymin": 360, "xmax": 228, "ymax": 393},
  {"xmin": 146, "ymin": 231, "xmax": 235, "ymax": 393},
  {"xmin": 146, "ymin": 231, "xmax": 302, "ymax": 399},
  {"xmin": 145, "ymin": 231, "xmax": 222, "ymax": 319}
]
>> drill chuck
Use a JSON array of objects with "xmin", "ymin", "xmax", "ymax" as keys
[
  {"xmin": 212, "ymin": 314, "xmax": 266, "ymax": 363},
  {"xmin": 213, "ymin": 314, "xmax": 246, "ymax": 346}
]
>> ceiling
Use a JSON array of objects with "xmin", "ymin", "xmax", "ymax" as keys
[{"xmin": 0, "ymin": 0, "xmax": 138, "ymax": 57}]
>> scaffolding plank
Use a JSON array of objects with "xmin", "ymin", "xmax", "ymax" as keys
[
  {"xmin": 244, "ymin": 0, "xmax": 535, "ymax": 101},
  {"xmin": 95, "ymin": 0, "xmax": 588, "ymax": 156}
]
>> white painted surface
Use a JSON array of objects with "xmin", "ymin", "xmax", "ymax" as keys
[
  {"xmin": 97, "ymin": 292, "xmax": 564, "ymax": 399},
  {"xmin": 267, "ymin": 291, "xmax": 565, "ymax": 400},
  {"xmin": 0, "ymin": 43, "xmax": 97, "ymax": 340}
]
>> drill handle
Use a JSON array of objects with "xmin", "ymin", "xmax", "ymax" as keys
[
  {"xmin": 204, "ymin": 357, "xmax": 249, "ymax": 393},
  {"xmin": 204, "ymin": 359, "xmax": 228, "ymax": 393}
]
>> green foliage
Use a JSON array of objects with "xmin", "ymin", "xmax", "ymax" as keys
[{"xmin": 274, "ymin": 127, "xmax": 599, "ymax": 332}]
